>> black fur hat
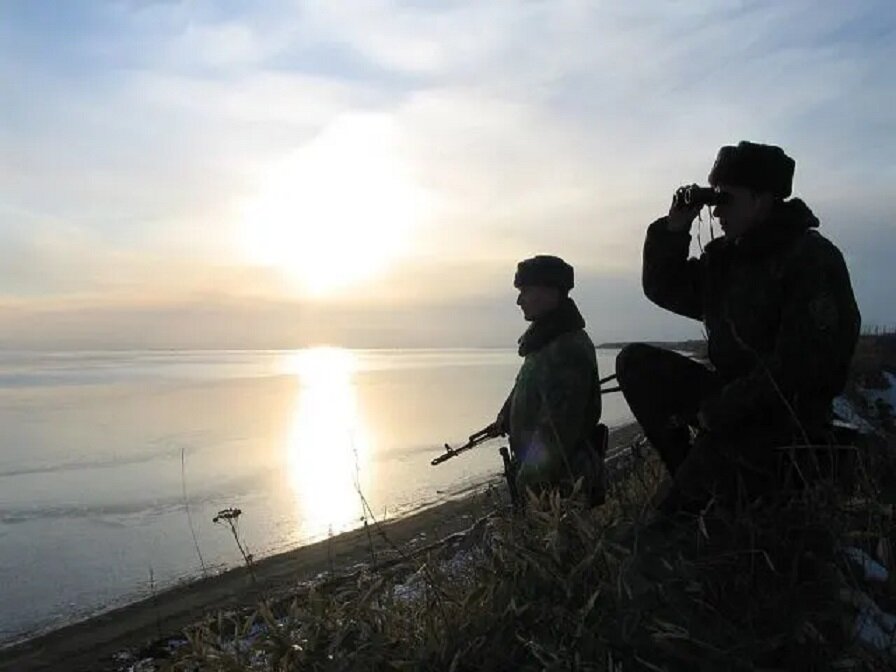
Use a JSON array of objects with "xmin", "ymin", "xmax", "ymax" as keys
[
  {"xmin": 708, "ymin": 141, "xmax": 796, "ymax": 199},
  {"xmin": 514, "ymin": 255, "xmax": 574, "ymax": 292}
]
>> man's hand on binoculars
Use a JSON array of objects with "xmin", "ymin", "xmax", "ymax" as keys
[{"xmin": 667, "ymin": 186, "xmax": 702, "ymax": 233}]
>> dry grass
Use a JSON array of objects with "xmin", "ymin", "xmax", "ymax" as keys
[
  {"xmin": 139, "ymin": 340, "xmax": 896, "ymax": 671},
  {"xmin": 139, "ymin": 419, "xmax": 896, "ymax": 671}
]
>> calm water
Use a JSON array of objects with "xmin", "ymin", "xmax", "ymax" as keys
[{"xmin": 0, "ymin": 348, "xmax": 631, "ymax": 644}]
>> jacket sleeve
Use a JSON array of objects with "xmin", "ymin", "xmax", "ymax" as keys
[
  {"xmin": 700, "ymin": 235, "xmax": 861, "ymax": 431},
  {"xmin": 496, "ymin": 389, "xmax": 513, "ymax": 434},
  {"xmin": 642, "ymin": 217, "xmax": 705, "ymax": 320}
]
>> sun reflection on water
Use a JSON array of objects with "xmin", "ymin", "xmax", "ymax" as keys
[{"xmin": 283, "ymin": 348, "xmax": 372, "ymax": 539}]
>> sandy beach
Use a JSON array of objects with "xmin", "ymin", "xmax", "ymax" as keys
[{"xmin": 0, "ymin": 424, "xmax": 641, "ymax": 672}]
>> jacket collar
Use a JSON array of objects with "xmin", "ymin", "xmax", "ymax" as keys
[{"xmin": 518, "ymin": 297, "xmax": 586, "ymax": 356}]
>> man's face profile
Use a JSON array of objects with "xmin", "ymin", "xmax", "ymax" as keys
[
  {"xmin": 711, "ymin": 183, "xmax": 772, "ymax": 240},
  {"xmin": 516, "ymin": 285, "xmax": 561, "ymax": 322}
]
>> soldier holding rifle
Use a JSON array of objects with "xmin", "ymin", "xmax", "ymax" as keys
[
  {"xmin": 482, "ymin": 255, "xmax": 606, "ymax": 505},
  {"xmin": 616, "ymin": 141, "xmax": 861, "ymax": 513}
]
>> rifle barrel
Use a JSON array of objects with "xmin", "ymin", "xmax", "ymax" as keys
[{"xmin": 430, "ymin": 432, "xmax": 493, "ymax": 466}]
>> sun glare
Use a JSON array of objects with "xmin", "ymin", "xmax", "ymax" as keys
[
  {"xmin": 240, "ymin": 115, "xmax": 426, "ymax": 297},
  {"xmin": 283, "ymin": 348, "xmax": 373, "ymax": 539}
]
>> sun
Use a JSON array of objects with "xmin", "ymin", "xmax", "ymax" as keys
[{"xmin": 239, "ymin": 115, "xmax": 426, "ymax": 297}]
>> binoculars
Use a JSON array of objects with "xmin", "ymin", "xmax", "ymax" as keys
[{"xmin": 674, "ymin": 184, "xmax": 730, "ymax": 208}]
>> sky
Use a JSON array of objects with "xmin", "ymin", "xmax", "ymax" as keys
[{"xmin": 1, "ymin": 0, "xmax": 894, "ymax": 349}]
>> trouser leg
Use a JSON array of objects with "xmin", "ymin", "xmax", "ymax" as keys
[{"xmin": 615, "ymin": 343, "xmax": 721, "ymax": 475}]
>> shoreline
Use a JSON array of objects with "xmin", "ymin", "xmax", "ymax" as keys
[
  {"xmin": 1, "ymin": 476, "xmax": 495, "ymax": 647},
  {"xmin": 1, "ymin": 423, "xmax": 640, "ymax": 672}
]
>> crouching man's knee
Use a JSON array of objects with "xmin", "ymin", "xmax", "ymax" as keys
[{"xmin": 615, "ymin": 342, "xmax": 657, "ymax": 391}]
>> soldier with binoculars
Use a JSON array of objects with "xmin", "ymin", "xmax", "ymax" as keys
[{"xmin": 616, "ymin": 141, "xmax": 861, "ymax": 513}]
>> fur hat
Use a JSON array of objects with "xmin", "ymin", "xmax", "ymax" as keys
[
  {"xmin": 514, "ymin": 255, "xmax": 574, "ymax": 292},
  {"xmin": 708, "ymin": 141, "xmax": 796, "ymax": 199}
]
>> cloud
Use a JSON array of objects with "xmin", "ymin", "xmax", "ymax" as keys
[{"xmin": 0, "ymin": 0, "xmax": 893, "ymax": 347}]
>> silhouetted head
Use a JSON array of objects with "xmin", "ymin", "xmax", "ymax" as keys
[
  {"xmin": 513, "ymin": 255, "xmax": 573, "ymax": 321},
  {"xmin": 708, "ymin": 141, "xmax": 795, "ymax": 239}
]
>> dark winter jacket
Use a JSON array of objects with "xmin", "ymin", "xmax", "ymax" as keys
[
  {"xmin": 499, "ymin": 298, "xmax": 602, "ymax": 496},
  {"xmin": 643, "ymin": 199, "xmax": 861, "ymax": 432}
]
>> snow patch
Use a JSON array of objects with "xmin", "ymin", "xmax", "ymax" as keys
[
  {"xmin": 843, "ymin": 547, "xmax": 889, "ymax": 583},
  {"xmin": 392, "ymin": 548, "xmax": 483, "ymax": 604},
  {"xmin": 843, "ymin": 588, "xmax": 896, "ymax": 659},
  {"xmin": 832, "ymin": 396, "xmax": 876, "ymax": 433}
]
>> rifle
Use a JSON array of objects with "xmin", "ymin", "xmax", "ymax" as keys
[
  {"xmin": 430, "ymin": 373, "xmax": 622, "ymax": 508},
  {"xmin": 431, "ymin": 426, "xmax": 522, "ymax": 509},
  {"xmin": 430, "ymin": 426, "xmax": 496, "ymax": 465}
]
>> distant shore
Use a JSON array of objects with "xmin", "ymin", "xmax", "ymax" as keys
[
  {"xmin": 597, "ymin": 339, "xmax": 706, "ymax": 354},
  {"xmin": 1, "ymin": 423, "xmax": 641, "ymax": 672}
]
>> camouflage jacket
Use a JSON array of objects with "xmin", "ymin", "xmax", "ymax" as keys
[
  {"xmin": 643, "ymin": 198, "xmax": 861, "ymax": 432},
  {"xmin": 500, "ymin": 299, "xmax": 602, "ymax": 494}
]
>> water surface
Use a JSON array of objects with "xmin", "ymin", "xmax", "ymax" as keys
[{"xmin": 0, "ymin": 348, "xmax": 630, "ymax": 644}]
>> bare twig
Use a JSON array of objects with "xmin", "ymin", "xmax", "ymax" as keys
[
  {"xmin": 181, "ymin": 445, "xmax": 208, "ymax": 577},
  {"xmin": 213, "ymin": 507, "xmax": 256, "ymax": 585}
]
